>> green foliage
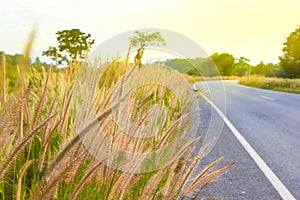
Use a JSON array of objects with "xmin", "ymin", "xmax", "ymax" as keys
[
  {"xmin": 129, "ymin": 31, "xmax": 166, "ymax": 66},
  {"xmin": 252, "ymin": 62, "xmax": 287, "ymax": 77},
  {"xmin": 231, "ymin": 57, "xmax": 251, "ymax": 77},
  {"xmin": 163, "ymin": 53, "xmax": 288, "ymax": 78},
  {"xmin": 0, "ymin": 52, "xmax": 51, "ymax": 93},
  {"xmin": 279, "ymin": 25, "xmax": 300, "ymax": 78},
  {"xmin": 0, "ymin": 52, "xmax": 24, "ymax": 93},
  {"xmin": 165, "ymin": 54, "xmax": 251, "ymax": 77},
  {"xmin": 130, "ymin": 31, "xmax": 166, "ymax": 50},
  {"xmin": 31, "ymin": 57, "xmax": 52, "ymax": 72},
  {"xmin": 43, "ymin": 29, "xmax": 95, "ymax": 64},
  {"xmin": 0, "ymin": 51, "xmax": 26, "ymax": 66},
  {"xmin": 165, "ymin": 58, "xmax": 196, "ymax": 74},
  {"xmin": 210, "ymin": 53, "xmax": 235, "ymax": 76},
  {"xmin": 165, "ymin": 57, "xmax": 219, "ymax": 77},
  {"xmin": 42, "ymin": 46, "xmax": 66, "ymax": 65}
]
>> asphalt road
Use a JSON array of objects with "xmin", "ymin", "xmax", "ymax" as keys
[{"xmin": 192, "ymin": 80, "xmax": 300, "ymax": 200}]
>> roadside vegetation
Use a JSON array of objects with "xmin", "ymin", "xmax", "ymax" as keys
[
  {"xmin": 0, "ymin": 30, "xmax": 234, "ymax": 199},
  {"xmin": 185, "ymin": 73, "xmax": 300, "ymax": 94},
  {"xmin": 239, "ymin": 76, "xmax": 300, "ymax": 94},
  {"xmin": 183, "ymin": 75, "xmax": 239, "ymax": 84}
]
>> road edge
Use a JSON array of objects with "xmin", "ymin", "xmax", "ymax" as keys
[{"xmin": 201, "ymin": 94, "xmax": 296, "ymax": 200}]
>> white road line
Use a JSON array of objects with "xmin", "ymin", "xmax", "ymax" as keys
[
  {"xmin": 201, "ymin": 94, "xmax": 296, "ymax": 200},
  {"xmin": 261, "ymin": 95, "xmax": 275, "ymax": 101}
]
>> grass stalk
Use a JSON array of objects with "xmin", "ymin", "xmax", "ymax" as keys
[
  {"xmin": 2, "ymin": 51, "xmax": 6, "ymax": 104},
  {"xmin": 0, "ymin": 113, "xmax": 57, "ymax": 181},
  {"xmin": 16, "ymin": 159, "xmax": 34, "ymax": 200}
]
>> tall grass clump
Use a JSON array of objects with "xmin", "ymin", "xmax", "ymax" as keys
[
  {"xmin": 239, "ymin": 75, "xmax": 300, "ymax": 94},
  {"xmin": 0, "ymin": 37, "xmax": 233, "ymax": 200}
]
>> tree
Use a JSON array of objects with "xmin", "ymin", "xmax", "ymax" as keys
[
  {"xmin": 31, "ymin": 57, "xmax": 51, "ymax": 71},
  {"xmin": 252, "ymin": 62, "xmax": 281, "ymax": 77},
  {"xmin": 210, "ymin": 53, "xmax": 235, "ymax": 76},
  {"xmin": 279, "ymin": 26, "xmax": 300, "ymax": 78},
  {"xmin": 129, "ymin": 31, "xmax": 166, "ymax": 66},
  {"xmin": 42, "ymin": 46, "xmax": 66, "ymax": 65},
  {"xmin": 232, "ymin": 57, "xmax": 251, "ymax": 77},
  {"xmin": 43, "ymin": 29, "xmax": 95, "ymax": 65},
  {"xmin": 33, "ymin": 57, "xmax": 41, "ymax": 65}
]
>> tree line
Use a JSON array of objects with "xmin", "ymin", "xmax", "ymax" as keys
[
  {"xmin": 1, "ymin": 25, "xmax": 300, "ymax": 87},
  {"xmin": 165, "ymin": 53, "xmax": 288, "ymax": 78},
  {"xmin": 165, "ymin": 25, "xmax": 300, "ymax": 78}
]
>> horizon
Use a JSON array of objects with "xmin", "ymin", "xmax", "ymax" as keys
[{"xmin": 1, "ymin": 0, "xmax": 300, "ymax": 65}]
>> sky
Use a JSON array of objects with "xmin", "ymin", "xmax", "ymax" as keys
[{"xmin": 0, "ymin": 0, "xmax": 300, "ymax": 65}]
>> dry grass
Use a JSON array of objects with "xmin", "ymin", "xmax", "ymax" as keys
[
  {"xmin": 239, "ymin": 76, "xmax": 300, "ymax": 94},
  {"xmin": 0, "ymin": 36, "xmax": 233, "ymax": 199},
  {"xmin": 183, "ymin": 74, "xmax": 239, "ymax": 84}
]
